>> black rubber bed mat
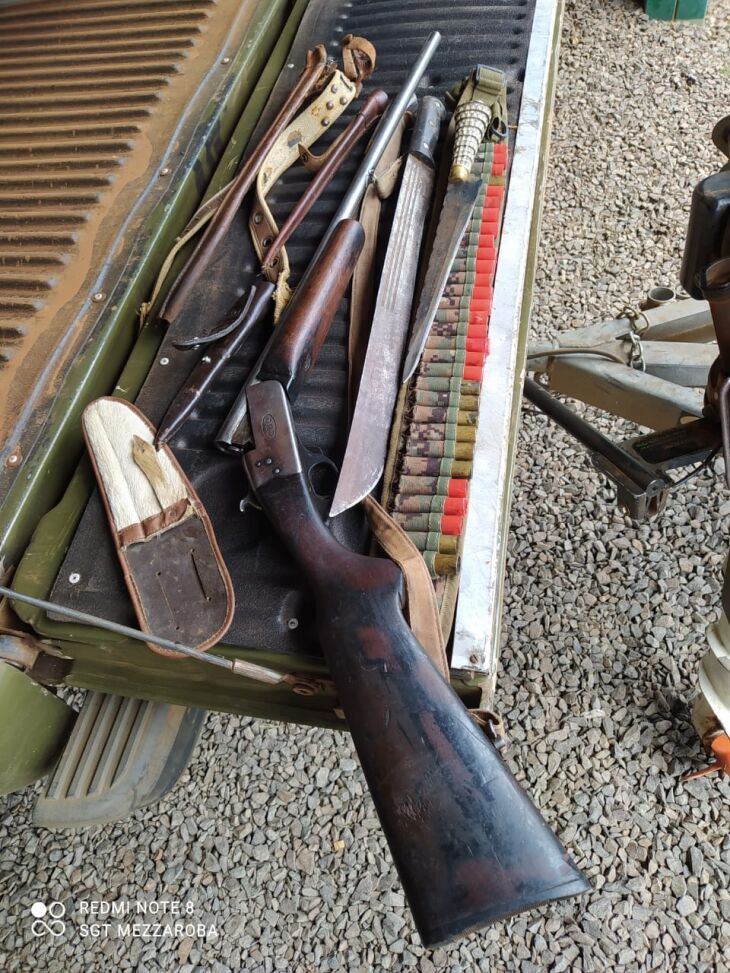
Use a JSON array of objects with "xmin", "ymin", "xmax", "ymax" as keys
[{"xmin": 51, "ymin": 0, "xmax": 538, "ymax": 657}]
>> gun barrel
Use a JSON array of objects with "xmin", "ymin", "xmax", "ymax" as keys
[{"xmin": 308, "ymin": 31, "xmax": 441, "ymax": 269}]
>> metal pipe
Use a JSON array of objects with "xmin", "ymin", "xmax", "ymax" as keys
[
  {"xmin": 0, "ymin": 585, "xmax": 284, "ymax": 683},
  {"xmin": 642, "ymin": 285, "xmax": 676, "ymax": 310},
  {"xmin": 523, "ymin": 377, "xmax": 661, "ymax": 490},
  {"xmin": 309, "ymin": 31, "xmax": 441, "ymax": 265}
]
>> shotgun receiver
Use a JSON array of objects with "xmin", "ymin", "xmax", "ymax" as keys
[{"xmin": 239, "ymin": 219, "xmax": 589, "ymax": 945}]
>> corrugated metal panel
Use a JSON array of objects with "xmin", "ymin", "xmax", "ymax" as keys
[{"xmin": 0, "ymin": 0, "xmax": 253, "ymax": 455}]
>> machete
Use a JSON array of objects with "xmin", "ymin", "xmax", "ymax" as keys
[{"xmin": 329, "ymin": 96, "xmax": 443, "ymax": 518}]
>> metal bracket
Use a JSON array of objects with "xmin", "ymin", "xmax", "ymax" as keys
[
  {"xmin": 0, "ymin": 632, "xmax": 72, "ymax": 684},
  {"xmin": 528, "ymin": 297, "xmax": 714, "ymax": 429}
]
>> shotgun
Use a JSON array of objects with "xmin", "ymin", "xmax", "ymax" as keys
[{"xmin": 237, "ymin": 218, "xmax": 589, "ymax": 945}]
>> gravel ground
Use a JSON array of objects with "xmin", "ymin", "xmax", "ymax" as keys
[{"xmin": 2, "ymin": 2, "xmax": 730, "ymax": 971}]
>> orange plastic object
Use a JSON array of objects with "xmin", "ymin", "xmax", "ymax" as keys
[{"xmin": 681, "ymin": 733, "xmax": 730, "ymax": 781}]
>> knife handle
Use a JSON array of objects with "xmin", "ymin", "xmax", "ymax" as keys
[
  {"xmin": 409, "ymin": 95, "xmax": 444, "ymax": 168},
  {"xmin": 257, "ymin": 218, "xmax": 364, "ymax": 398}
]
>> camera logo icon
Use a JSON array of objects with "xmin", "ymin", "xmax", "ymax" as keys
[{"xmin": 30, "ymin": 901, "xmax": 66, "ymax": 938}]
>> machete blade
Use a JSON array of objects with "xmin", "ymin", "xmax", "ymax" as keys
[
  {"xmin": 329, "ymin": 152, "xmax": 437, "ymax": 518},
  {"xmin": 400, "ymin": 176, "xmax": 481, "ymax": 384}
]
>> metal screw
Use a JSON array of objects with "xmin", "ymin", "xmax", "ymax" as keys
[
  {"xmin": 93, "ymin": 292, "xmax": 105, "ymax": 302},
  {"xmin": 69, "ymin": 573, "xmax": 81, "ymax": 585},
  {"xmin": 287, "ymin": 618, "xmax": 299, "ymax": 630},
  {"xmin": 160, "ymin": 357, "xmax": 169, "ymax": 365},
  {"xmin": 469, "ymin": 653, "xmax": 479, "ymax": 665},
  {"xmin": 5, "ymin": 452, "xmax": 20, "ymax": 468}
]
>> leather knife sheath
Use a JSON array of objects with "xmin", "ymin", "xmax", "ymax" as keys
[{"xmin": 82, "ymin": 397, "xmax": 234, "ymax": 657}]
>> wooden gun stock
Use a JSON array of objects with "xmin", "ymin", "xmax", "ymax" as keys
[{"xmin": 244, "ymin": 380, "xmax": 589, "ymax": 946}]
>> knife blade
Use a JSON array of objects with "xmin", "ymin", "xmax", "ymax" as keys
[
  {"xmin": 329, "ymin": 97, "xmax": 443, "ymax": 518},
  {"xmin": 400, "ymin": 176, "xmax": 480, "ymax": 384}
]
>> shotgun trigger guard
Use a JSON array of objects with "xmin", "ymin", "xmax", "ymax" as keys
[
  {"xmin": 299, "ymin": 444, "xmax": 339, "ymax": 503},
  {"xmin": 238, "ymin": 489, "xmax": 262, "ymax": 515}
]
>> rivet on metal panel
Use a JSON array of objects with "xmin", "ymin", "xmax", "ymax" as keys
[
  {"xmin": 287, "ymin": 618, "xmax": 299, "ymax": 630},
  {"xmin": 222, "ymin": 57, "xmax": 231, "ymax": 65},
  {"xmin": 92, "ymin": 292, "xmax": 105, "ymax": 303},
  {"xmin": 160, "ymin": 358, "xmax": 170, "ymax": 366},
  {"xmin": 69, "ymin": 573, "xmax": 81, "ymax": 585},
  {"xmin": 160, "ymin": 168, "xmax": 170, "ymax": 177},
  {"xmin": 5, "ymin": 450, "xmax": 21, "ymax": 469}
]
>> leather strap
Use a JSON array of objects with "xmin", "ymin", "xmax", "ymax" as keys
[
  {"xmin": 140, "ymin": 36, "xmax": 376, "ymax": 329},
  {"xmin": 363, "ymin": 497, "xmax": 448, "ymax": 679},
  {"xmin": 249, "ymin": 68, "xmax": 359, "ymax": 318}
]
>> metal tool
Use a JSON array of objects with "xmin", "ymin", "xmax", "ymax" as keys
[
  {"xmin": 699, "ymin": 256, "xmax": 730, "ymax": 486},
  {"xmin": 329, "ymin": 96, "xmax": 443, "ymax": 517},
  {"xmin": 0, "ymin": 585, "xmax": 285, "ymax": 684},
  {"xmin": 216, "ymin": 33, "xmax": 441, "ymax": 452}
]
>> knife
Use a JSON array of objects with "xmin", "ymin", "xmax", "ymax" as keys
[
  {"xmin": 329, "ymin": 97, "xmax": 444, "ymax": 518},
  {"xmin": 400, "ymin": 67, "xmax": 503, "ymax": 383},
  {"xmin": 400, "ymin": 176, "xmax": 481, "ymax": 384}
]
